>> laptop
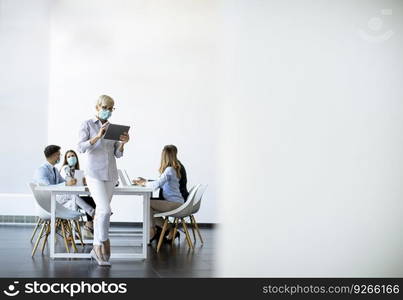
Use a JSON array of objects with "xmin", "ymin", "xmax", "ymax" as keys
[
  {"xmin": 123, "ymin": 169, "xmax": 133, "ymax": 186},
  {"xmin": 118, "ymin": 169, "xmax": 154, "ymax": 187},
  {"xmin": 118, "ymin": 169, "xmax": 131, "ymax": 186}
]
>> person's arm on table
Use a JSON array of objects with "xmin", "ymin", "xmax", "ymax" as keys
[{"xmin": 133, "ymin": 168, "xmax": 170, "ymax": 189}]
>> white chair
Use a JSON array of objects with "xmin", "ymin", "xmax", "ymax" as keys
[
  {"xmin": 188, "ymin": 184, "xmax": 208, "ymax": 244},
  {"xmin": 153, "ymin": 184, "xmax": 201, "ymax": 252},
  {"xmin": 163, "ymin": 185, "xmax": 196, "ymax": 243},
  {"xmin": 28, "ymin": 183, "xmax": 85, "ymax": 256}
]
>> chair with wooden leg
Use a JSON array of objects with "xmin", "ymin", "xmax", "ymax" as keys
[
  {"xmin": 154, "ymin": 185, "xmax": 201, "ymax": 252},
  {"xmin": 171, "ymin": 217, "xmax": 179, "ymax": 246},
  {"xmin": 31, "ymin": 219, "xmax": 48, "ymax": 257},
  {"xmin": 30, "ymin": 218, "xmax": 43, "ymax": 243},
  {"xmin": 182, "ymin": 186, "xmax": 197, "ymax": 243},
  {"xmin": 164, "ymin": 186, "xmax": 198, "ymax": 248},
  {"xmin": 167, "ymin": 186, "xmax": 201, "ymax": 245},
  {"xmin": 32, "ymin": 218, "xmax": 70, "ymax": 256},
  {"xmin": 65, "ymin": 220, "xmax": 78, "ymax": 252},
  {"xmin": 180, "ymin": 217, "xmax": 194, "ymax": 250},
  {"xmin": 28, "ymin": 183, "xmax": 85, "ymax": 256},
  {"xmin": 188, "ymin": 184, "xmax": 208, "ymax": 245},
  {"xmin": 40, "ymin": 220, "xmax": 51, "ymax": 254},
  {"xmin": 54, "ymin": 219, "xmax": 71, "ymax": 253},
  {"xmin": 72, "ymin": 219, "xmax": 85, "ymax": 247},
  {"xmin": 28, "ymin": 189, "xmax": 56, "ymax": 257}
]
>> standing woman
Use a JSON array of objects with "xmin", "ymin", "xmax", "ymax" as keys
[{"xmin": 78, "ymin": 95, "xmax": 130, "ymax": 266}]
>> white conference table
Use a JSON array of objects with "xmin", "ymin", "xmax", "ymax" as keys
[{"xmin": 35, "ymin": 185, "xmax": 153, "ymax": 260}]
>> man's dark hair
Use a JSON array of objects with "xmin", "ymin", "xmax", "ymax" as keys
[{"xmin": 44, "ymin": 145, "xmax": 61, "ymax": 158}]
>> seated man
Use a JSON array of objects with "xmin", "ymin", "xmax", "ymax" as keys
[
  {"xmin": 33, "ymin": 145, "xmax": 95, "ymax": 229},
  {"xmin": 33, "ymin": 145, "xmax": 76, "ymax": 187}
]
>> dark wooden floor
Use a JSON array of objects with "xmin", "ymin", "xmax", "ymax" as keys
[{"xmin": 0, "ymin": 224, "xmax": 216, "ymax": 278}]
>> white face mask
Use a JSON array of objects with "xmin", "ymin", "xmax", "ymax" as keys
[{"xmin": 67, "ymin": 156, "xmax": 77, "ymax": 167}]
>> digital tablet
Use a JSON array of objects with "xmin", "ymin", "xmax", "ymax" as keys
[{"xmin": 102, "ymin": 123, "xmax": 130, "ymax": 141}]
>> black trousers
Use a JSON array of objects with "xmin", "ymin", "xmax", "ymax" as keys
[{"xmin": 79, "ymin": 196, "xmax": 96, "ymax": 221}]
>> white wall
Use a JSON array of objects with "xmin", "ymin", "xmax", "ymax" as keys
[
  {"xmin": 0, "ymin": 0, "xmax": 50, "ymax": 193},
  {"xmin": 217, "ymin": 0, "xmax": 403, "ymax": 277},
  {"xmin": 47, "ymin": 0, "xmax": 219, "ymax": 223},
  {"xmin": 0, "ymin": 0, "xmax": 50, "ymax": 213}
]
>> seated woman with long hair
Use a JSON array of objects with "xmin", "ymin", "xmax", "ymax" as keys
[
  {"xmin": 133, "ymin": 145, "xmax": 184, "ymax": 243},
  {"xmin": 60, "ymin": 149, "xmax": 97, "ymax": 233}
]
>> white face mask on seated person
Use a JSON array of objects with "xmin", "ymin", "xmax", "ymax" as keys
[{"xmin": 67, "ymin": 156, "xmax": 78, "ymax": 167}]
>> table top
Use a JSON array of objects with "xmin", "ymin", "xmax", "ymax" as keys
[{"xmin": 35, "ymin": 185, "xmax": 154, "ymax": 193}]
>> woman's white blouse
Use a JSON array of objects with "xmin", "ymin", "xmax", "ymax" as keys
[
  {"xmin": 57, "ymin": 165, "xmax": 78, "ymax": 211},
  {"xmin": 78, "ymin": 118, "xmax": 123, "ymax": 182}
]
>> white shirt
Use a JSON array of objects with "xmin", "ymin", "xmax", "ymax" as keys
[
  {"xmin": 147, "ymin": 167, "xmax": 184, "ymax": 203},
  {"xmin": 77, "ymin": 118, "xmax": 124, "ymax": 182}
]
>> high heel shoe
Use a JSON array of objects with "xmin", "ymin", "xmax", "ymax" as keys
[
  {"xmin": 101, "ymin": 239, "xmax": 111, "ymax": 262},
  {"xmin": 148, "ymin": 227, "xmax": 161, "ymax": 245},
  {"xmin": 90, "ymin": 246, "xmax": 111, "ymax": 266}
]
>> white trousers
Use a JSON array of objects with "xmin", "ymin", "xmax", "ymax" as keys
[{"xmin": 86, "ymin": 176, "xmax": 115, "ymax": 246}]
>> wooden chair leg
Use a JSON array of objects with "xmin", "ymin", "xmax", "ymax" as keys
[
  {"xmin": 179, "ymin": 218, "xmax": 189, "ymax": 248},
  {"xmin": 55, "ymin": 219, "xmax": 61, "ymax": 240},
  {"xmin": 31, "ymin": 222, "xmax": 46, "ymax": 257},
  {"xmin": 189, "ymin": 216, "xmax": 197, "ymax": 243},
  {"xmin": 66, "ymin": 220, "xmax": 78, "ymax": 253},
  {"xmin": 74, "ymin": 220, "xmax": 85, "ymax": 246},
  {"xmin": 156, "ymin": 218, "xmax": 169, "ymax": 253},
  {"xmin": 30, "ymin": 218, "xmax": 42, "ymax": 242},
  {"xmin": 41, "ymin": 221, "xmax": 51, "ymax": 253},
  {"xmin": 60, "ymin": 220, "xmax": 70, "ymax": 253},
  {"xmin": 192, "ymin": 215, "xmax": 204, "ymax": 244},
  {"xmin": 171, "ymin": 218, "xmax": 179, "ymax": 246},
  {"xmin": 181, "ymin": 218, "xmax": 194, "ymax": 250},
  {"xmin": 55, "ymin": 218, "xmax": 68, "ymax": 242}
]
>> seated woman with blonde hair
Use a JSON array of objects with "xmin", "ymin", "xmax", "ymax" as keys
[{"xmin": 133, "ymin": 145, "xmax": 184, "ymax": 243}]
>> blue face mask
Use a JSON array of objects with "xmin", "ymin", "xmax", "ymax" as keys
[
  {"xmin": 67, "ymin": 156, "xmax": 77, "ymax": 167},
  {"xmin": 55, "ymin": 159, "xmax": 60, "ymax": 164},
  {"xmin": 98, "ymin": 109, "xmax": 112, "ymax": 120}
]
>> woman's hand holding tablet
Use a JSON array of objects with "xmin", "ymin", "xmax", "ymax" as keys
[{"xmin": 102, "ymin": 123, "xmax": 131, "ymax": 141}]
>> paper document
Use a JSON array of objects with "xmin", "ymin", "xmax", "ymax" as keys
[{"xmin": 74, "ymin": 170, "xmax": 85, "ymax": 186}]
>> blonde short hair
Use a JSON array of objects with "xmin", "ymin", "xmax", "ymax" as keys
[{"xmin": 96, "ymin": 95, "xmax": 115, "ymax": 107}]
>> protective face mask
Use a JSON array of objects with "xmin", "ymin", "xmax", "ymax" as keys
[
  {"xmin": 98, "ymin": 109, "xmax": 112, "ymax": 120},
  {"xmin": 67, "ymin": 156, "xmax": 77, "ymax": 167},
  {"xmin": 55, "ymin": 159, "xmax": 60, "ymax": 164}
]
